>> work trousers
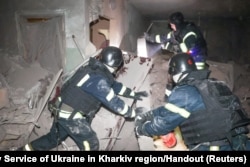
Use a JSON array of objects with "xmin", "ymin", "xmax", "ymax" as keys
[{"xmin": 30, "ymin": 117, "xmax": 99, "ymax": 151}]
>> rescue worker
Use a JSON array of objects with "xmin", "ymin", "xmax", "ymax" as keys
[
  {"xmin": 145, "ymin": 11, "xmax": 208, "ymax": 70},
  {"xmin": 135, "ymin": 53, "xmax": 250, "ymax": 151},
  {"xmin": 19, "ymin": 46, "xmax": 148, "ymax": 151}
]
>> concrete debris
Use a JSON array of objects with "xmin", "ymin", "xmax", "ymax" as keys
[
  {"xmin": 1, "ymin": 50, "xmax": 250, "ymax": 151},
  {"xmin": 25, "ymin": 74, "xmax": 53, "ymax": 109},
  {"xmin": 0, "ymin": 88, "xmax": 10, "ymax": 109}
]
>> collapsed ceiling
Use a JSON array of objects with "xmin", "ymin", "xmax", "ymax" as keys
[{"xmin": 128, "ymin": 0, "xmax": 250, "ymax": 20}]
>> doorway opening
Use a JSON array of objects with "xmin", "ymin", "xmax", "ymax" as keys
[{"xmin": 16, "ymin": 11, "xmax": 66, "ymax": 74}]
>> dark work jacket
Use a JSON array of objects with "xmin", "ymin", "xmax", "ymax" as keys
[
  {"xmin": 156, "ymin": 22, "xmax": 207, "ymax": 62},
  {"xmin": 60, "ymin": 57, "xmax": 133, "ymax": 120},
  {"xmin": 174, "ymin": 22, "xmax": 207, "ymax": 57},
  {"xmin": 143, "ymin": 70, "xmax": 250, "ymax": 150}
]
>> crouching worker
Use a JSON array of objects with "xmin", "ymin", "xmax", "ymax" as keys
[
  {"xmin": 135, "ymin": 53, "xmax": 250, "ymax": 151},
  {"xmin": 19, "ymin": 46, "xmax": 148, "ymax": 151}
]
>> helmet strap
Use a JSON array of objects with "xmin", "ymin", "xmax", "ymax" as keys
[
  {"xmin": 104, "ymin": 64, "xmax": 116, "ymax": 73},
  {"xmin": 173, "ymin": 72, "xmax": 188, "ymax": 83}
]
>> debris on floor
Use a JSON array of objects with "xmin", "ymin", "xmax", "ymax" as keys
[
  {"xmin": 1, "ymin": 49, "xmax": 250, "ymax": 151},
  {"xmin": 0, "ymin": 50, "xmax": 153, "ymax": 151}
]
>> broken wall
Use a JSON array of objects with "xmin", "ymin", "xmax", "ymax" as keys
[
  {"xmin": 0, "ymin": 0, "xmax": 151, "ymax": 151},
  {"xmin": 102, "ymin": 0, "xmax": 149, "ymax": 53},
  {"xmin": 0, "ymin": 0, "xmax": 152, "ymax": 73}
]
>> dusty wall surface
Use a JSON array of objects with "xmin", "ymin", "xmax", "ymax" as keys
[
  {"xmin": 102, "ymin": 0, "xmax": 149, "ymax": 52},
  {"xmin": 201, "ymin": 18, "xmax": 242, "ymax": 63},
  {"xmin": 0, "ymin": 0, "xmax": 88, "ymax": 52},
  {"xmin": 0, "ymin": 0, "xmax": 90, "ymax": 73},
  {"xmin": 203, "ymin": 18, "xmax": 250, "ymax": 65},
  {"xmin": 1, "ymin": 1, "xmax": 250, "ymax": 69},
  {"xmin": 0, "ymin": 0, "xmax": 149, "ymax": 73}
]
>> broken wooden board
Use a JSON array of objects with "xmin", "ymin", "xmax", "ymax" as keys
[
  {"xmin": 135, "ymin": 69, "xmax": 154, "ymax": 150},
  {"xmin": 91, "ymin": 111, "xmax": 125, "ymax": 150},
  {"xmin": 0, "ymin": 126, "xmax": 6, "ymax": 143}
]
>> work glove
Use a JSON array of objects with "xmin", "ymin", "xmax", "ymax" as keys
[
  {"xmin": 170, "ymin": 38, "xmax": 179, "ymax": 45},
  {"xmin": 163, "ymin": 43, "xmax": 180, "ymax": 54},
  {"xmin": 134, "ymin": 110, "xmax": 153, "ymax": 137},
  {"xmin": 172, "ymin": 45, "xmax": 181, "ymax": 53},
  {"xmin": 144, "ymin": 32, "xmax": 155, "ymax": 43},
  {"xmin": 132, "ymin": 91, "xmax": 149, "ymax": 101},
  {"xmin": 124, "ymin": 107, "xmax": 148, "ymax": 120},
  {"xmin": 48, "ymin": 101, "xmax": 59, "ymax": 118},
  {"xmin": 135, "ymin": 123, "xmax": 145, "ymax": 137},
  {"xmin": 135, "ymin": 109, "xmax": 154, "ymax": 124},
  {"xmin": 134, "ymin": 107, "xmax": 148, "ymax": 116},
  {"xmin": 134, "ymin": 120, "xmax": 151, "ymax": 137},
  {"xmin": 165, "ymin": 83, "xmax": 174, "ymax": 101}
]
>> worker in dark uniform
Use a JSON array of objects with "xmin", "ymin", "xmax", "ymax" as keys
[
  {"xmin": 135, "ymin": 53, "xmax": 250, "ymax": 151},
  {"xmin": 145, "ymin": 12, "xmax": 208, "ymax": 70},
  {"xmin": 19, "ymin": 46, "xmax": 148, "ymax": 151}
]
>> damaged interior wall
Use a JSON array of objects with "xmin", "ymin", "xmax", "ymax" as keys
[
  {"xmin": 0, "ymin": 0, "xmax": 151, "ymax": 150},
  {"xmin": 0, "ymin": 0, "xmax": 93, "ymax": 150},
  {"xmin": 0, "ymin": 0, "xmax": 148, "ymax": 71},
  {"xmin": 102, "ymin": 0, "xmax": 149, "ymax": 52},
  {"xmin": 1, "ymin": 1, "xmax": 250, "ymax": 73},
  {"xmin": 0, "ymin": 0, "xmax": 250, "ymax": 151},
  {"xmin": 0, "ymin": 0, "xmax": 90, "ymax": 74}
]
